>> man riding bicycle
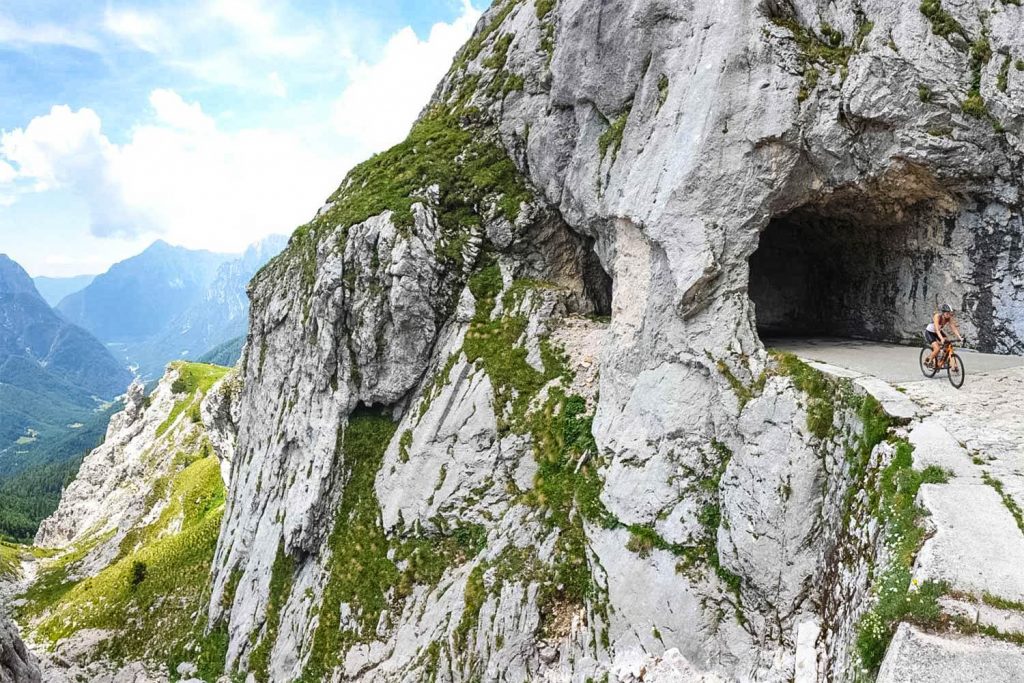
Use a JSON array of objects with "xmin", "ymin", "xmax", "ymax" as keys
[{"xmin": 925, "ymin": 303, "xmax": 963, "ymax": 367}]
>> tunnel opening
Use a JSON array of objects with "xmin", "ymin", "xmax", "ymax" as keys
[
  {"xmin": 749, "ymin": 179, "xmax": 959, "ymax": 346},
  {"xmin": 582, "ymin": 238, "xmax": 614, "ymax": 318}
]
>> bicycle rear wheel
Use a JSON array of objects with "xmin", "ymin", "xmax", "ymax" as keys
[
  {"xmin": 920, "ymin": 347, "xmax": 938, "ymax": 378},
  {"xmin": 947, "ymin": 353, "xmax": 965, "ymax": 389}
]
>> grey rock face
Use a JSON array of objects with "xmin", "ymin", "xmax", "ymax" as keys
[
  {"xmin": 0, "ymin": 617, "xmax": 39, "ymax": 683},
  {"xmin": 199, "ymin": 0, "xmax": 1024, "ymax": 681}
]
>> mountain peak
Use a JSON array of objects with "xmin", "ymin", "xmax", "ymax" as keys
[
  {"xmin": 143, "ymin": 239, "xmax": 173, "ymax": 253},
  {"xmin": 0, "ymin": 253, "xmax": 42, "ymax": 297}
]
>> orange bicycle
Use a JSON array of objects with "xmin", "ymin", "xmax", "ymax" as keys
[{"xmin": 919, "ymin": 337, "xmax": 966, "ymax": 389}]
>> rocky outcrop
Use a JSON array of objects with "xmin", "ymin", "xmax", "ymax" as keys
[
  {"xmin": 194, "ymin": 0, "xmax": 1024, "ymax": 681},
  {"xmin": 0, "ymin": 617, "xmax": 39, "ymax": 683},
  {"xmin": 27, "ymin": 0, "xmax": 1024, "ymax": 681},
  {"xmin": 22, "ymin": 362, "xmax": 234, "ymax": 676}
]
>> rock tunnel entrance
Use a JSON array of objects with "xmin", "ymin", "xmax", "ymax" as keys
[{"xmin": 749, "ymin": 181, "xmax": 960, "ymax": 345}]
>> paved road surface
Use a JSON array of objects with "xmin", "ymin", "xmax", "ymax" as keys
[{"xmin": 765, "ymin": 337, "xmax": 1024, "ymax": 384}]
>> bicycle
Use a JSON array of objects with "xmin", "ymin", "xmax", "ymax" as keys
[{"xmin": 919, "ymin": 337, "xmax": 966, "ymax": 389}]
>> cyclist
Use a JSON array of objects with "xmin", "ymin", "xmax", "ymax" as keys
[{"xmin": 925, "ymin": 303, "xmax": 963, "ymax": 367}]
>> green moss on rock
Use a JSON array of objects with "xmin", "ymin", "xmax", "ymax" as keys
[
  {"xmin": 598, "ymin": 111, "xmax": 629, "ymax": 162},
  {"xmin": 249, "ymin": 542, "xmax": 296, "ymax": 681}
]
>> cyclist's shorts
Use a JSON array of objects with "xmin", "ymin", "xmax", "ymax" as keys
[{"xmin": 925, "ymin": 330, "xmax": 940, "ymax": 344}]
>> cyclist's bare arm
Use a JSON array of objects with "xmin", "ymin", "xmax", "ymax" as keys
[{"xmin": 950, "ymin": 318, "xmax": 963, "ymax": 341}]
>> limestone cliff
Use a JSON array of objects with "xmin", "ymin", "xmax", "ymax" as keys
[
  {"xmin": 0, "ymin": 616, "xmax": 39, "ymax": 683},
  {"xmin": 196, "ymin": 1, "xmax": 1024, "ymax": 681},
  {"xmin": 18, "ymin": 0, "xmax": 1024, "ymax": 681}
]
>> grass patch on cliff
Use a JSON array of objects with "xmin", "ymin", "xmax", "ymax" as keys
[
  {"xmin": 920, "ymin": 0, "xmax": 966, "ymax": 40},
  {"xmin": 853, "ymin": 439, "xmax": 951, "ymax": 677},
  {"xmin": 248, "ymin": 542, "xmax": 296, "ymax": 682},
  {"xmin": 527, "ymin": 389, "xmax": 615, "ymax": 636},
  {"xmin": 598, "ymin": 111, "xmax": 628, "ymax": 161},
  {"xmin": 0, "ymin": 540, "xmax": 28, "ymax": 578},
  {"xmin": 156, "ymin": 363, "xmax": 230, "ymax": 438},
  {"xmin": 774, "ymin": 352, "xmax": 838, "ymax": 439},
  {"xmin": 20, "ymin": 453, "xmax": 226, "ymax": 666},
  {"xmin": 300, "ymin": 410, "xmax": 486, "ymax": 681},
  {"xmin": 771, "ymin": 13, "xmax": 873, "ymax": 102},
  {"xmin": 462, "ymin": 267, "xmax": 569, "ymax": 434},
  {"xmin": 263, "ymin": 105, "xmax": 532, "ymax": 307},
  {"xmin": 299, "ymin": 411, "xmax": 400, "ymax": 681}
]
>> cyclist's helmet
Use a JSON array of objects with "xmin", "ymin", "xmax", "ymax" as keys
[{"xmin": 940, "ymin": 303, "xmax": 953, "ymax": 314}]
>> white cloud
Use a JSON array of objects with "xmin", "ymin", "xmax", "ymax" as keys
[
  {"xmin": 1, "ymin": 105, "xmax": 149, "ymax": 236},
  {"xmin": 0, "ymin": 97, "xmax": 339, "ymax": 248},
  {"xmin": 0, "ymin": 2, "xmax": 483, "ymax": 261},
  {"xmin": 103, "ymin": 8, "xmax": 167, "ymax": 53},
  {"xmin": 332, "ymin": 1, "xmax": 481, "ymax": 152},
  {"xmin": 149, "ymin": 89, "xmax": 215, "ymax": 132},
  {"xmin": 0, "ymin": 161, "xmax": 15, "ymax": 183},
  {"xmin": 0, "ymin": 16, "xmax": 99, "ymax": 51},
  {"xmin": 102, "ymin": 0, "xmax": 329, "ymax": 95}
]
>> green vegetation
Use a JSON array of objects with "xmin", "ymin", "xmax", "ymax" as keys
[
  {"xmin": 451, "ymin": 0, "xmax": 522, "ymax": 73},
  {"xmin": 249, "ymin": 542, "xmax": 296, "ymax": 681},
  {"xmin": 657, "ymin": 74, "xmax": 669, "ymax": 109},
  {"xmin": 0, "ymin": 455, "xmax": 86, "ymax": 542},
  {"xmin": 918, "ymin": 83, "xmax": 933, "ymax": 102},
  {"xmin": 462, "ymin": 265, "xmax": 568, "ymax": 434},
  {"xmin": 982, "ymin": 472, "xmax": 1024, "ymax": 536},
  {"xmin": 417, "ymin": 354, "xmax": 459, "ymax": 421},
  {"xmin": 270, "ymin": 107, "xmax": 531, "ymax": 299},
  {"xmin": 963, "ymin": 35, "xmax": 992, "ymax": 118},
  {"xmin": 19, "ymin": 451, "xmax": 226, "ymax": 666},
  {"xmin": 853, "ymin": 440, "xmax": 952, "ymax": 677},
  {"xmin": 427, "ymin": 273, "xmax": 620, "ymax": 644},
  {"xmin": 919, "ymin": 0, "xmax": 966, "ymax": 40},
  {"xmin": 157, "ymin": 363, "xmax": 230, "ymax": 438},
  {"xmin": 916, "ymin": 1, "xmax": 1001, "ymax": 125},
  {"xmin": 483, "ymin": 34, "xmax": 514, "ymax": 70},
  {"xmin": 598, "ymin": 111, "xmax": 629, "ymax": 162},
  {"xmin": 535, "ymin": 0, "xmax": 555, "ymax": 20},
  {"xmin": 299, "ymin": 412, "xmax": 400, "ymax": 681},
  {"xmin": 774, "ymin": 353, "xmax": 837, "ymax": 439},
  {"xmin": 526, "ymin": 388, "xmax": 614, "ymax": 636},
  {"xmin": 0, "ymin": 540, "xmax": 28, "ymax": 578},
  {"xmin": 197, "ymin": 336, "xmax": 245, "ymax": 367},
  {"xmin": 760, "ymin": 353, "xmax": 954, "ymax": 676},
  {"xmin": 983, "ymin": 592, "xmax": 1024, "ymax": 612},
  {"xmin": 537, "ymin": 0, "xmax": 558, "ymax": 59},
  {"xmin": 299, "ymin": 411, "xmax": 485, "ymax": 681},
  {"xmin": 715, "ymin": 360, "xmax": 761, "ymax": 409},
  {"xmin": 997, "ymin": 53, "xmax": 1012, "ymax": 92},
  {"xmin": 771, "ymin": 13, "xmax": 873, "ymax": 102}
]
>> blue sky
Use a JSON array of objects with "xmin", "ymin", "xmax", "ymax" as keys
[{"xmin": 0, "ymin": 0, "xmax": 487, "ymax": 276}]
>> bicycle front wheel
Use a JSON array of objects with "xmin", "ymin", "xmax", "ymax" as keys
[
  {"xmin": 920, "ymin": 347, "xmax": 938, "ymax": 378},
  {"xmin": 947, "ymin": 353, "xmax": 965, "ymax": 389}
]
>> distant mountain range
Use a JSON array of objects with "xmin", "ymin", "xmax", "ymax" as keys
[
  {"xmin": 57, "ymin": 240, "xmax": 233, "ymax": 345},
  {"xmin": 123, "ymin": 236, "xmax": 286, "ymax": 377},
  {"xmin": 56, "ymin": 236, "xmax": 286, "ymax": 378},
  {"xmin": 32, "ymin": 274, "xmax": 95, "ymax": 307},
  {"xmin": 0, "ymin": 254, "xmax": 132, "ymax": 477}
]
